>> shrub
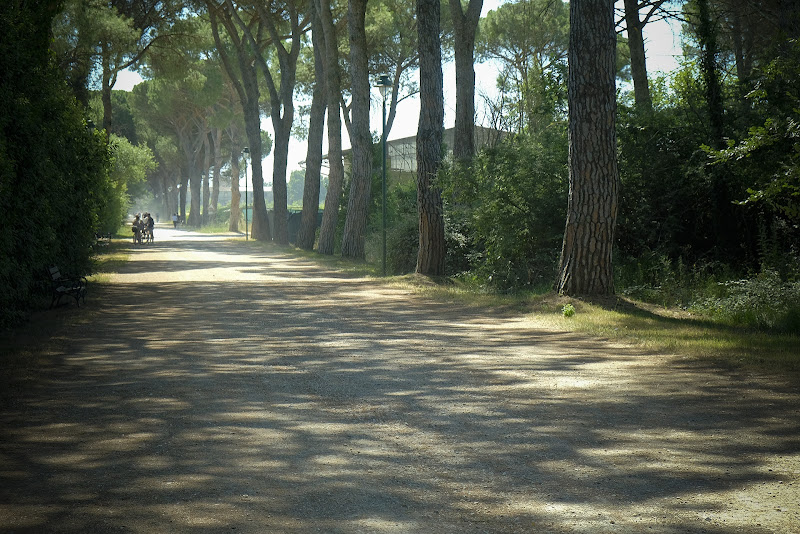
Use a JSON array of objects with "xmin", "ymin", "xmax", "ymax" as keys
[
  {"xmin": 693, "ymin": 270, "xmax": 800, "ymax": 333},
  {"xmin": 1, "ymin": 3, "xmax": 112, "ymax": 326},
  {"xmin": 440, "ymin": 128, "xmax": 568, "ymax": 290},
  {"xmin": 385, "ymin": 213, "xmax": 419, "ymax": 274}
]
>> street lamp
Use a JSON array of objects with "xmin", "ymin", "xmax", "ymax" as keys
[
  {"xmin": 242, "ymin": 147, "xmax": 250, "ymax": 241},
  {"xmin": 376, "ymin": 74, "xmax": 391, "ymax": 276}
]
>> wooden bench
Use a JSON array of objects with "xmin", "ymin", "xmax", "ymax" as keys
[
  {"xmin": 94, "ymin": 232, "xmax": 112, "ymax": 247},
  {"xmin": 49, "ymin": 265, "xmax": 87, "ymax": 308}
]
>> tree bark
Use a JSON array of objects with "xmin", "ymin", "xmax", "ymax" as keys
[
  {"xmin": 341, "ymin": 0, "xmax": 373, "ymax": 259},
  {"xmin": 189, "ymin": 164, "xmax": 202, "ymax": 227},
  {"xmin": 228, "ymin": 137, "xmax": 242, "ymax": 233},
  {"xmin": 101, "ymin": 42, "xmax": 113, "ymax": 141},
  {"xmin": 248, "ymin": 1, "xmax": 307, "ymax": 245},
  {"xmin": 242, "ymin": 83, "xmax": 271, "ymax": 241},
  {"xmin": 415, "ymin": 0, "xmax": 446, "ymax": 276},
  {"xmin": 316, "ymin": 0, "xmax": 346, "ymax": 255},
  {"xmin": 211, "ymin": 127, "xmax": 222, "ymax": 213},
  {"xmin": 697, "ymin": 0, "xmax": 725, "ymax": 148},
  {"xmin": 777, "ymin": 0, "xmax": 800, "ymax": 39},
  {"xmin": 297, "ymin": 2, "xmax": 327, "ymax": 251},
  {"xmin": 449, "ymin": 0, "xmax": 483, "ymax": 162},
  {"xmin": 623, "ymin": 0, "xmax": 652, "ymax": 111},
  {"xmin": 555, "ymin": 0, "xmax": 619, "ymax": 296},
  {"xmin": 202, "ymin": 131, "xmax": 211, "ymax": 224},
  {"xmin": 177, "ymin": 119, "xmax": 204, "ymax": 227},
  {"xmin": 209, "ymin": 1, "xmax": 271, "ymax": 240},
  {"xmin": 179, "ymin": 167, "xmax": 188, "ymax": 222}
]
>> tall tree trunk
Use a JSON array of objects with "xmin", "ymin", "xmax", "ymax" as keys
[
  {"xmin": 237, "ymin": 1, "xmax": 307, "ymax": 245},
  {"xmin": 209, "ymin": 1, "xmax": 271, "ymax": 240},
  {"xmin": 316, "ymin": 0, "xmax": 346, "ymax": 255},
  {"xmin": 101, "ymin": 42, "xmax": 113, "ymax": 141},
  {"xmin": 179, "ymin": 167, "xmax": 188, "ymax": 222},
  {"xmin": 243, "ymin": 87, "xmax": 271, "ymax": 241},
  {"xmin": 777, "ymin": 0, "xmax": 800, "ymax": 39},
  {"xmin": 341, "ymin": 0, "xmax": 373, "ymax": 259},
  {"xmin": 228, "ymin": 139, "xmax": 242, "ymax": 233},
  {"xmin": 202, "ymin": 131, "xmax": 211, "ymax": 224},
  {"xmin": 179, "ymin": 127, "xmax": 204, "ymax": 227},
  {"xmin": 415, "ymin": 0, "xmax": 446, "ymax": 276},
  {"xmin": 730, "ymin": 8, "xmax": 748, "ymax": 82},
  {"xmin": 272, "ymin": 116, "xmax": 291, "ymax": 243},
  {"xmin": 449, "ymin": 0, "xmax": 483, "ymax": 162},
  {"xmin": 211, "ymin": 128, "xmax": 222, "ymax": 213},
  {"xmin": 697, "ymin": 0, "xmax": 737, "ymax": 258},
  {"xmin": 189, "ymin": 167, "xmax": 202, "ymax": 227},
  {"xmin": 697, "ymin": 0, "xmax": 724, "ymax": 148},
  {"xmin": 298, "ymin": 2, "xmax": 326, "ymax": 251},
  {"xmin": 555, "ymin": 0, "xmax": 619, "ymax": 296},
  {"xmin": 623, "ymin": 0, "xmax": 652, "ymax": 111},
  {"xmin": 256, "ymin": 14, "xmax": 302, "ymax": 245}
]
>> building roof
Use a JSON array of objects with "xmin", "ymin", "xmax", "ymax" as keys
[{"xmin": 334, "ymin": 125, "xmax": 508, "ymax": 174}]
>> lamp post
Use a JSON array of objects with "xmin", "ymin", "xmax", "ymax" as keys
[
  {"xmin": 376, "ymin": 75, "xmax": 391, "ymax": 276},
  {"xmin": 176, "ymin": 183, "xmax": 181, "ymax": 224},
  {"xmin": 242, "ymin": 147, "xmax": 250, "ymax": 241}
]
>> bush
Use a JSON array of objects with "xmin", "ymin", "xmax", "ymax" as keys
[
  {"xmin": 440, "ymin": 129, "xmax": 568, "ymax": 290},
  {"xmin": 385, "ymin": 213, "xmax": 419, "ymax": 274},
  {"xmin": 0, "ymin": 3, "xmax": 112, "ymax": 326},
  {"xmin": 693, "ymin": 270, "xmax": 800, "ymax": 333},
  {"xmin": 617, "ymin": 251, "xmax": 731, "ymax": 307},
  {"xmin": 365, "ymin": 175, "xmax": 422, "ymax": 274}
]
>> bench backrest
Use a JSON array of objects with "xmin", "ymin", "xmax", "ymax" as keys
[{"xmin": 49, "ymin": 265, "xmax": 62, "ymax": 281}]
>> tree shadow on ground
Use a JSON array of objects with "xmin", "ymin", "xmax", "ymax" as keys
[{"xmin": 1, "ymin": 237, "xmax": 798, "ymax": 533}]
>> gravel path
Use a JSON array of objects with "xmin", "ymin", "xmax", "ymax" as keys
[{"xmin": 1, "ymin": 226, "xmax": 799, "ymax": 533}]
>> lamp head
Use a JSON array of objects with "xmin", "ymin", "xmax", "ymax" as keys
[{"xmin": 376, "ymin": 75, "xmax": 391, "ymax": 98}]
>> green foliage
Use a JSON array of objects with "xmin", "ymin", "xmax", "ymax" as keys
[
  {"xmin": 562, "ymin": 303, "xmax": 575, "ymax": 317},
  {"xmin": 617, "ymin": 33, "xmax": 800, "ymax": 275},
  {"xmin": 617, "ymin": 247, "xmax": 800, "ymax": 334},
  {"xmin": 366, "ymin": 177, "xmax": 419, "ymax": 274},
  {"xmin": 97, "ymin": 134, "xmax": 156, "ymax": 233},
  {"xmin": 386, "ymin": 213, "xmax": 420, "ymax": 275},
  {"xmin": 693, "ymin": 271, "xmax": 800, "ymax": 333},
  {"xmin": 616, "ymin": 102, "xmax": 712, "ymax": 263},
  {"xmin": 705, "ymin": 40, "xmax": 800, "ymax": 221},
  {"xmin": 1, "ymin": 2, "xmax": 113, "ymax": 326},
  {"xmin": 476, "ymin": 0, "xmax": 569, "ymax": 133},
  {"xmin": 440, "ymin": 128, "xmax": 568, "ymax": 290},
  {"xmin": 287, "ymin": 169, "xmax": 305, "ymax": 208},
  {"xmin": 617, "ymin": 251, "xmax": 730, "ymax": 308}
]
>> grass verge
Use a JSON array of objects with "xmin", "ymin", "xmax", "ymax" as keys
[
  {"xmin": 90, "ymin": 237, "xmax": 131, "ymax": 281},
  {"xmin": 529, "ymin": 294, "xmax": 800, "ymax": 374},
  {"xmin": 389, "ymin": 275, "xmax": 800, "ymax": 376}
]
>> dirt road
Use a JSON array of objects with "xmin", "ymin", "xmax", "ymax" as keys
[{"xmin": 1, "ymin": 227, "xmax": 798, "ymax": 533}]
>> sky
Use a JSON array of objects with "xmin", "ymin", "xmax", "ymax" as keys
[{"xmin": 114, "ymin": 0, "xmax": 682, "ymax": 183}]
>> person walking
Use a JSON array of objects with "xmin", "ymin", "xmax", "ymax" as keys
[
  {"xmin": 132, "ymin": 214, "xmax": 143, "ymax": 244},
  {"xmin": 145, "ymin": 213, "xmax": 155, "ymax": 243}
]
